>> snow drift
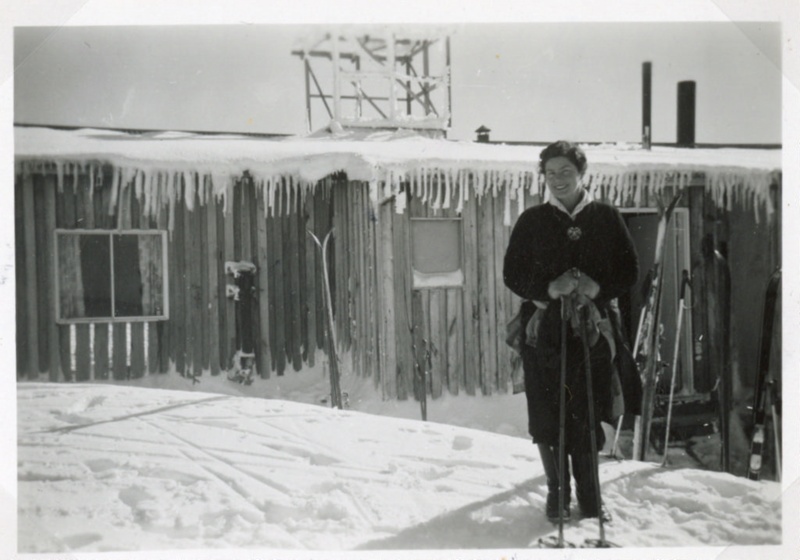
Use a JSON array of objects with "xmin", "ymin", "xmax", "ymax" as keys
[{"xmin": 16, "ymin": 382, "xmax": 781, "ymax": 554}]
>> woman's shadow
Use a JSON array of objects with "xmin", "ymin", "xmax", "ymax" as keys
[{"xmin": 355, "ymin": 473, "xmax": 554, "ymax": 550}]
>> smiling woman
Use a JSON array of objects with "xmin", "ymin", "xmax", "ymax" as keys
[{"xmin": 504, "ymin": 140, "xmax": 640, "ymax": 524}]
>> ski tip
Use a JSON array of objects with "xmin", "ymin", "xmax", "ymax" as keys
[
  {"xmin": 583, "ymin": 538, "xmax": 620, "ymax": 548},
  {"xmin": 535, "ymin": 536, "xmax": 576, "ymax": 548}
]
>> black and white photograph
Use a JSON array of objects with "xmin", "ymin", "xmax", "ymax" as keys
[{"xmin": 3, "ymin": 2, "xmax": 797, "ymax": 558}]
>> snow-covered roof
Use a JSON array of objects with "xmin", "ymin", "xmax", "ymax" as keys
[{"xmin": 15, "ymin": 126, "xmax": 781, "ymax": 225}]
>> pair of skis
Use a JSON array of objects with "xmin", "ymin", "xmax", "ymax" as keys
[
  {"xmin": 631, "ymin": 192, "xmax": 683, "ymax": 462},
  {"xmin": 309, "ymin": 228, "xmax": 344, "ymax": 410},
  {"xmin": 537, "ymin": 296, "xmax": 616, "ymax": 549}
]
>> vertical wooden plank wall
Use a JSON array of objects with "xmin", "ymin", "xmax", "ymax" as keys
[{"xmin": 21, "ymin": 165, "xmax": 775, "ymax": 408}]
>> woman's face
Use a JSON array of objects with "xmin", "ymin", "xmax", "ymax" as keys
[{"xmin": 543, "ymin": 156, "xmax": 583, "ymax": 208}]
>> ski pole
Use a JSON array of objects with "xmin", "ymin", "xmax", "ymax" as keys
[
  {"xmin": 609, "ymin": 416, "xmax": 624, "ymax": 459},
  {"xmin": 557, "ymin": 295, "xmax": 569, "ymax": 547},
  {"xmin": 577, "ymin": 302, "xmax": 612, "ymax": 548},
  {"xmin": 771, "ymin": 391, "xmax": 781, "ymax": 481},
  {"xmin": 661, "ymin": 270, "xmax": 691, "ymax": 467}
]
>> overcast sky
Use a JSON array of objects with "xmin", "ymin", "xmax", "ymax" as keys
[{"xmin": 13, "ymin": 21, "xmax": 781, "ymax": 144}]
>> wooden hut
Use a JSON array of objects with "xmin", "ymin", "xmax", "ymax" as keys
[{"xmin": 15, "ymin": 126, "xmax": 780, "ymax": 417}]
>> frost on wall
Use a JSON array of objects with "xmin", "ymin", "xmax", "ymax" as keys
[{"xmin": 14, "ymin": 127, "xmax": 781, "ymax": 228}]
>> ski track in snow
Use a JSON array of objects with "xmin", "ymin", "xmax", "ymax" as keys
[{"xmin": 16, "ymin": 382, "xmax": 782, "ymax": 553}]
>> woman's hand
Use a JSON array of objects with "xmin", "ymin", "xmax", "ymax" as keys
[
  {"xmin": 547, "ymin": 269, "xmax": 580, "ymax": 299},
  {"xmin": 576, "ymin": 272, "xmax": 600, "ymax": 299}
]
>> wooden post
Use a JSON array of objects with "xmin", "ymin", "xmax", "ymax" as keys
[
  {"xmin": 461, "ymin": 183, "xmax": 479, "ymax": 395},
  {"xmin": 477, "ymin": 193, "xmax": 498, "ymax": 395},
  {"xmin": 207, "ymin": 189, "xmax": 221, "ymax": 376},
  {"xmin": 288, "ymin": 188, "xmax": 303, "ymax": 371},
  {"xmin": 256, "ymin": 183, "xmax": 272, "ymax": 377},
  {"xmin": 271, "ymin": 188, "xmax": 287, "ymax": 375},
  {"xmin": 44, "ymin": 174, "xmax": 61, "ymax": 381},
  {"xmin": 392, "ymin": 210, "xmax": 412, "ymax": 400},
  {"xmin": 376, "ymin": 200, "xmax": 397, "ymax": 400},
  {"xmin": 23, "ymin": 173, "xmax": 39, "ymax": 378}
]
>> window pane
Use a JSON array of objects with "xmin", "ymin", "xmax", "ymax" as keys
[
  {"xmin": 113, "ymin": 234, "xmax": 144, "ymax": 317},
  {"xmin": 137, "ymin": 234, "xmax": 165, "ymax": 316},
  {"xmin": 411, "ymin": 219, "xmax": 462, "ymax": 274},
  {"xmin": 57, "ymin": 234, "xmax": 112, "ymax": 319},
  {"xmin": 80, "ymin": 235, "xmax": 113, "ymax": 317}
]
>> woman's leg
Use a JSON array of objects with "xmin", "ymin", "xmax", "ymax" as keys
[
  {"xmin": 571, "ymin": 450, "xmax": 612, "ymax": 521},
  {"xmin": 538, "ymin": 443, "xmax": 571, "ymax": 521}
]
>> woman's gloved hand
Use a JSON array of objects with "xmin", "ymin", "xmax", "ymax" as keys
[
  {"xmin": 547, "ymin": 268, "xmax": 580, "ymax": 299},
  {"xmin": 576, "ymin": 272, "xmax": 600, "ymax": 299}
]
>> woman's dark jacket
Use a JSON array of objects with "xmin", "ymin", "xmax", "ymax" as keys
[{"xmin": 503, "ymin": 198, "xmax": 640, "ymax": 451}]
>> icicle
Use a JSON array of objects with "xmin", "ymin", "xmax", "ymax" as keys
[
  {"xmin": 431, "ymin": 171, "xmax": 441, "ymax": 210},
  {"xmin": 369, "ymin": 178, "xmax": 380, "ymax": 221},
  {"xmin": 145, "ymin": 171, "xmax": 155, "ymax": 216},
  {"xmin": 109, "ymin": 167, "xmax": 121, "ymax": 216},
  {"xmin": 72, "ymin": 163, "xmax": 80, "ymax": 193},
  {"xmin": 422, "ymin": 168, "xmax": 430, "ymax": 204},
  {"xmin": 456, "ymin": 169, "xmax": 465, "ymax": 214},
  {"xmin": 261, "ymin": 178, "xmax": 269, "ymax": 216},
  {"xmin": 511, "ymin": 170, "xmax": 518, "ymax": 199},
  {"xmin": 270, "ymin": 177, "xmax": 278, "ymax": 217},
  {"xmin": 56, "ymin": 161, "xmax": 64, "ymax": 193},
  {"xmin": 88, "ymin": 164, "xmax": 95, "ymax": 200},
  {"xmin": 443, "ymin": 168, "xmax": 452, "ymax": 210},
  {"xmin": 503, "ymin": 178, "xmax": 512, "ymax": 226},
  {"xmin": 168, "ymin": 173, "xmax": 176, "ymax": 233},
  {"xmin": 395, "ymin": 180, "xmax": 407, "ymax": 215},
  {"xmin": 187, "ymin": 172, "xmax": 198, "ymax": 211}
]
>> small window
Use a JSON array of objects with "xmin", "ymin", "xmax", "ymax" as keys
[
  {"xmin": 55, "ymin": 230, "xmax": 168, "ymax": 323},
  {"xmin": 410, "ymin": 218, "xmax": 464, "ymax": 288}
]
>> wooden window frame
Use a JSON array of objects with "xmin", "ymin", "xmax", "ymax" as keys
[{"xmin": 54, "ymin": 229, "xmax": 169, "ymax": 324}]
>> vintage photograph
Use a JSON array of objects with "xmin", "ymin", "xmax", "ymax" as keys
[{"xmin": 7, "ymin": 4, "xmax": 789, "ymax": 557}]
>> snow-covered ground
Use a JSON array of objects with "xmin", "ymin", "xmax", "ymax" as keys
[{"xmin": 13, "ymin": 359, "xmax": 785, "ymax": 558}]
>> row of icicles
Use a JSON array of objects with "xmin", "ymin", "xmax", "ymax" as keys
[{"xmin": 18, "ymin": 159, "xmax": 778, "ymax": 228}]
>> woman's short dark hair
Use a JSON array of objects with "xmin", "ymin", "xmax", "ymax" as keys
[{"xmin": 538, "ymin": 140, "xmax": 588, "ymax": 175}]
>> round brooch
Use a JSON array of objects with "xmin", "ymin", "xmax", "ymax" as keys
[{"xmin": 567, "ymin": 226, "xmax": 582, "ymax": 241}]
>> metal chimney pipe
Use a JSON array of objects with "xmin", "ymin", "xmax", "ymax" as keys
[
  {"xmin": 677, "ymin": 81, "xmax": 696, "ymax": 147},
  {"xmin": 642, "ymin": 62, "xmax": 652, "ymax": 149}
]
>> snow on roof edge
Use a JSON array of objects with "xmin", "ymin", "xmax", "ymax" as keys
[{"xmin": 15, "ymin": 126, "xmax": 781, "ymax": 227}]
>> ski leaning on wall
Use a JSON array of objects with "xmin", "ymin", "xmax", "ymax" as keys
[
  {"xmin": 632, "ymin": 191, "xmax": 682, "ymax": 462},
  {"xmin": 309, "ymin": 228, "xmax": 344, "ymax": 410},
  {"xmin": 747, "ymin": 267, "xmax": 781, "ymax": 481}
]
